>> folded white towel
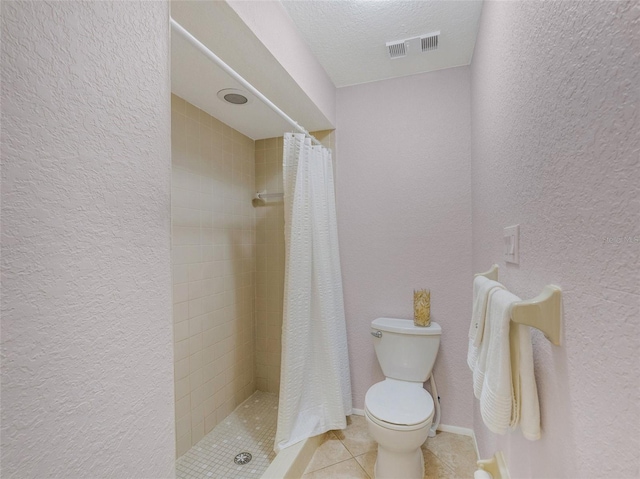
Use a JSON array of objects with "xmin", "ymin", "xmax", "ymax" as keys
[
  {"xmin": 469, "ymin": 276, "xmax": 504, "ymax": 347},
  {"xmin": 480, "ymin": 289, "xmax": 519, "ymax": 435},
  {"xmin": 478, "ymin": 288, "xmax": 541, "ymax": 440},
  {"xmin": 468, "ymin": 276, "xmax": 504, "ymax": 390},
  {"xmin": 472, "ymin": 286, "xmax": 500, "ymax": 399}
]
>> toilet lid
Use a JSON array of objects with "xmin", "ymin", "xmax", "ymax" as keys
[{"xmin": 365, "ymin": 380, "xmax": 434, "ymax": 426}]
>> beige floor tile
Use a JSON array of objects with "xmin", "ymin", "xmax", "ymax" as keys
[
  {"xmin": 445, "ymin": 457, "xmax": 477, "ymax": 478},
  {"xmin": 317, "ymin": 418, "xmax": 476, "ymax": 479},
  {"xmin": 423, "ymin": 448, "xmax": 459, "ymax": 479},
  {"xmin": 303, "ymin": 458, "xmax": 370, "ymax": 479},
  {"xmin": 305, "ymin": 432, "xmax": 354, "ymax": 474},
  {"xmin": 333, "ymin": 415, "xmax": 377, "ymax": 457},
  {"xmin": 423, "ymin": 431, "xmax": 477, "ymax": 477},
  {"xmin": 355, "ymin": 448, "xmax": 462, "ymax": 479},
  {"xmin": 354, "ymin": 451, "xmax": 376, "ymax": 478}
]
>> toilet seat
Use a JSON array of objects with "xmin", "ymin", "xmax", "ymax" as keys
[
  {"xmin": 365, "ymin": 408, "xmax": 432, "ymax": 432},
  {"xmin": 365, "ymin": 379, "xmax": 434, "ymax": 431}
]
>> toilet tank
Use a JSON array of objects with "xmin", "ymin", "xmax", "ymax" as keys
[{"xmin": 371, "ymin": 318, "xmax": 441, "ymax": 382}]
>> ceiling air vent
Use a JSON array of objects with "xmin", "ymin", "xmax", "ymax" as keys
[
  {"xmin": 386, "ymin": 31, "xmax": 440, "ymax": 60},
  {"xmin": 421, "ymin": 32, "xmax": 439, "ymax": 52},
  {"xmin": 386, "ymin": 40, "xmax": 407, "ymax": 59}
]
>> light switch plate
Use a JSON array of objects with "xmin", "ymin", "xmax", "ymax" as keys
[{"xmin": 504, "ymin": 225, "xmax": 520, "ymax": 264}]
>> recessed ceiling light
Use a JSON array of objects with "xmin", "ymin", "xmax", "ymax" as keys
[{"xmin": 217, "ymin": 88, "xmax": 251, "ymax": 105}]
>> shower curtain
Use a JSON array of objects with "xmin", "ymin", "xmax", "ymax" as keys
[{"xmin": 274, "ymin": 133, "xmax": 352, "ymax": 452}]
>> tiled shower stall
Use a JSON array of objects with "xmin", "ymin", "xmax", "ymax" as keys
[
  {"xmin": 171, "ymin": 94, "xmax": 257, "ymax": 457},
  {"xmin": 171, "ymin": 93, "xmax": 335, "ymax": 461},
  {"xmin": 254, "ymin": 137, "xmax": 285, "ymax": 394}
]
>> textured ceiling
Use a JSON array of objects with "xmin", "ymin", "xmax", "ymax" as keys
[{"xmin": 282, "ymin": 0, "xmax": 484, "ymax": 87}]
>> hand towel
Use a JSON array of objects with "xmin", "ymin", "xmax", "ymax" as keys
[
  {"xmin": 472, "ymin": 287, "xmax": 500, "ymax": 399},
  {"xmin": 468, "ymin": 276, "xmax": 504, "ymax": 386},
  {"xmin": 511, "ymin": 323, "xmax": 541, "ymax": 440},
  {"xmin": 469, "ymin": 276, "xmax": 504, "ymax": 347},
  {"xmin": 479, "ymin": 288, "xmax": 519, "ymax": 435}
]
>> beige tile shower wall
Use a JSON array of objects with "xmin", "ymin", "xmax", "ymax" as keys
[
  {"xmin": 254, "ymin": 137, "xmax": 284, "ymax": 394},
  {"xmin": 254, "ymin": 131, "xmax": 335, "ymax": 394},
  {"xmin": 171, "ymin": 95, "xmax": 256, "ymax": 457}
]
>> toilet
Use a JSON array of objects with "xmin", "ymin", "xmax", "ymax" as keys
[{"xmin": 364, "ymin": 318, "xmax": 442, "ymax": 479}]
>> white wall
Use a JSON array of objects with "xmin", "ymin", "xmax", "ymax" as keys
[
  {"xmin": 227, "ymin": 0, "xmax": 336, "ymax": 127},
  {"xmin": 0, "ymin": 2, "xmax": 175, "ymax": 477},
  {"xmin": 471, "ymin": 2, "xmax": 640, "ymax": 477},
  {"xmin": 336, "ymin": 67, "xmax": 474, "ymax": 427}
]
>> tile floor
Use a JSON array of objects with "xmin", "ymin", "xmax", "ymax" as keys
[
  {"xmin": 175, "ymin": 391, "xmax": 278, "ymax": 479},
  {"xmin": 303, "ymin": 416, "xmax": 477, "ymax": 479}
]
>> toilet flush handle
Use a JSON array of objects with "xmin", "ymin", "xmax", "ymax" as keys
[{"xmin": 371, "ymin": 330, "xmax": 382, "ymax": 338}]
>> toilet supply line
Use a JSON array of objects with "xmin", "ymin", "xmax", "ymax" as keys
[{"xmin": 428, "ymin": 373, "xmax": 440, "ymax": 437}]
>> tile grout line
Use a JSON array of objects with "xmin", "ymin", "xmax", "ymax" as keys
[
  {"xmin": 304, "ymin": 419, "xmax": 477, "ymax": 478},
  {"xmin": 304, "ymin": 456, "xmax": 368, "ymax": 478},
  {"xmin": 353, "ymin": 456, "xmax": 372, "ymax": 479},
  {"xmin": 424, "ymin": 433, "xmax": 478, "ymax": 474},
  {"xmin": 334, "ymin": 424, "xmax": 373, "ymax": 479}
]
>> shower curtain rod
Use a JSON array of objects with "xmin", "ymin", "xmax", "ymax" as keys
[{"xmin": 170, "ymin": 17, "xmax": 323, "ymax": 147}]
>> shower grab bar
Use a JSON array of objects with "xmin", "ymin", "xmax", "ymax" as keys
[
  {"xmin": 476, "ymin": 265, "xmax": 563, "ymax": 345},
  {"xmin": 170, "ymin": 17, "xmax": 324, "ymax": 148}
]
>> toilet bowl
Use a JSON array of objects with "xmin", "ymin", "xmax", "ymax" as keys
[
  {"xmin": 365, "ymin": 318, "xmax": 442, "ymax": 479},
  {"xmin": 365, "ymin": 378, "xmax": 434, "ymax": 479}
]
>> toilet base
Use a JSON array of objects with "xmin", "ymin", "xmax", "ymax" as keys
[{"xmin": 374, "ymin": 444, "xmax": 424, "ymax": 479}]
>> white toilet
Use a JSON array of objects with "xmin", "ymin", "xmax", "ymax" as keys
[{"xmin": 364, "ymin": 317, "xmax": 442, "ymax": 479}]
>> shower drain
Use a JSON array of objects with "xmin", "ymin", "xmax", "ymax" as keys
[{"xmin": 234, "ymin": 452, "xmax": 252, "ymax": 465}]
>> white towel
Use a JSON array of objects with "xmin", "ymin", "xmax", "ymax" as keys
[
  {"xmin": 478, "ymin": 288, "xmax": 541, "ymax": 440},
  {"xmin": 468, "ymin": 276, "xmax": 504, "ymax": 388},
  {"xmin": 472, "ymin": 287, "xmax": 502, "ymax": 399},
  {"xmin": 511, "ymin": 323, "xmax": 541, "ymax": 440},
  {"xmin": 479, "ymin": 289, "xmax": 518, "ymax": 434},
  {"xmin": 469, "ymin": 276, "xmax": 504, "ymax": 346}
]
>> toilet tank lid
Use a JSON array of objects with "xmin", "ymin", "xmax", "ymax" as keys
[{"xmin": 372, "ymin": 318, "xmax": 441, "ymax": 335}]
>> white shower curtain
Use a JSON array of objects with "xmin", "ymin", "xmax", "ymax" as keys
[{"xmin": 274, "ymin": 133, "xmax": 352, "ymax": 452}]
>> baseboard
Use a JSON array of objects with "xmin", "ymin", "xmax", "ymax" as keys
[
  {"xmin": 471, "ymin": 430, "xmax": 480, "ymax": 461},
  {"xmin": 351, "ymin": 408, "xmax": 365, "ymax": 416},
  {"xmin": 435, "ymin": 424, "xmax": 474, "ymax": 436},
  {"xmin": 436, "ymin": 425, "xmax": 480, "ymax": 460},
  {"xmin": 477, "ymin": 451, "xmax": 511, "ymax": 479}
]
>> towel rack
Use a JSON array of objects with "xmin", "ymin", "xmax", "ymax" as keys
[
  {"xmin": 476, "ymin": 265, "xmax": 562, "ymax": 346},
  {"xmin": 475, "ymin": 264, "xmax": 499, "ymax": 281}
]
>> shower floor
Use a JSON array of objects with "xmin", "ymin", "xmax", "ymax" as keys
[{"xmin": 175, "ymin": 391, "xmax": 278, "ymax": 479}]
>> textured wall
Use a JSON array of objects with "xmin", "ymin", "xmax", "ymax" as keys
[
  {"xmin": 0, "ymin": 2, "xmax": 175, "ymax": 478},
  {"xmin": 336, "ymin": 67, "xmax": 473, "ymax": 427},
  {"xmin": 471, "ymin": 2, "xmax": 640, "ymax": 477},
  {"xmin": 171, "ymin": 95, "xmax": 256, "ymax": 457}
]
